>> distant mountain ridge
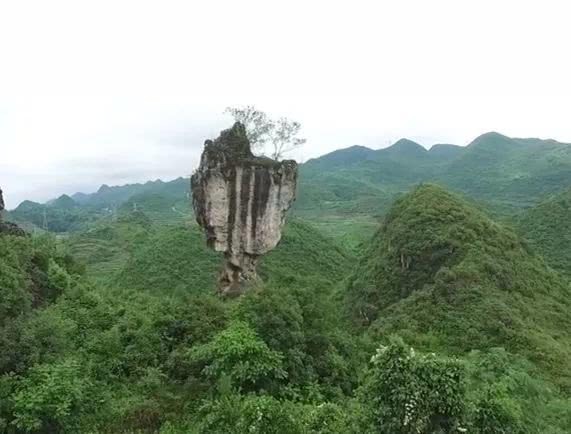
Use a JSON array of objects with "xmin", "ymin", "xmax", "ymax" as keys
[
  {"xmin": 70, "ymin": 177, "xmax": 189, "ymax": 208},
  {"xmin": 299, "ymin": 131, "xmax": 571, "ymax": 216},
  {"xmin": 17, "ymin": 131, "xmax": 571, "ymax": 211},
  {"xmin": 9, "ymin": 177, "xmax": 192, "ymax": 232},
  {"xmin": 9, "ymin": 132, "xmax": 571, "ymax": 232}
]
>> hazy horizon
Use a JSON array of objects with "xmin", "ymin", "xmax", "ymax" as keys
[{"xmin": 3, "ymin": 130, "xmax": 567, "ymax": 209}]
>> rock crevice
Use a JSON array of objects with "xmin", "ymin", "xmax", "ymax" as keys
[{"xmin": 191, "ymin": 123, "xmax": 298, "ymax": 296}]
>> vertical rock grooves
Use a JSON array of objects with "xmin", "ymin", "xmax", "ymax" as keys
[
  {"xmin": 226, "ymin": 166, "xmax": 237, "ymax": 255},
  {"xmin": 191, "ymin": 123, "xmax": 298, "ymax": 296},
  {"xmin": 239, "ymin": 167, "xmax": 252, "ymax": 251},
  {"xmin": 252, "ymin": 167, "xmax": 271, "ymax": 239}
]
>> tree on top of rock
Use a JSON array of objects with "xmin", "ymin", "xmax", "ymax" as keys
[{"xmin": 224, "ymin": 106, "xmax": 306, "ymax": 160}]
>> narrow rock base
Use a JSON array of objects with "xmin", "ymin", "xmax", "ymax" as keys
[{"xmin": 218, "ymin": 253, "xmax": 260, "ymax": 297}]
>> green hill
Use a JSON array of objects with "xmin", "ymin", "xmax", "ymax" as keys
[
  {"xmin": 118, "ymin": 191, "xmax": 193, "ymax": 225},
  {"xmin": 66, "ymin": 211, "xmax": 152, "ymax": 285},
  {"xmin": 12, "ymin": 131, "xmax": 571, "ymax": 239},
  {"xmin": 346, "ymin": 184, "xmax": 571, "ymax": 389},
  {"xmin": 9, "ymin": 199, "xmax": 94, "ymax": 233},
  {"xmin": 515, "ymin": 187, "xmax": 571, "ymax": 276},
  {"xmin": 49, "ymin": 194, "xmax": 78, "ymax": 210},
  {"xmin": 110, "ymin": 223, "xmax": 221, "ymax": 296},
  {"xmin": 67, "ymin": 216, "xmax": 355, "ymax": 296},
  {"xmin": 4, "ymin": 182, "xmax": 571, "ymax": 432},
  {"xmin": 113, "ymin": 218, "xmax": 354, "ymax": 295},
  {"xmin": 439, "ymin": 132, "xmax": 571, "ymax": 209},
  {"xmin": 296, "ymin": 132, "xmax": 571, "ymax": 219},
  {"xmin": 427, "ymin": 143, "xmax": 464, "ymax": 160},
  {"xmin": 73, "ymin": 177, "xmax": 189, "ymax": 208},
  {"xmin": 10, "ymin": 178, "xmax": 192, "ymax": 233}
]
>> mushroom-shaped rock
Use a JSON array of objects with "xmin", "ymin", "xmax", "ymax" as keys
[{"xmin": 191, "ymin": 123, "xmax": 298, "ymax": 296}]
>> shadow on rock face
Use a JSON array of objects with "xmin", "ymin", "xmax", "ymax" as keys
[{"xmin": 191, "ymin": 122, "xmax": 298, "ymax": 296}]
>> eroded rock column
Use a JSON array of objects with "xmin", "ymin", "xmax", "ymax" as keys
[{"xmin": 191, "ymin": 122, "xmax": 298, "ymax": 296}]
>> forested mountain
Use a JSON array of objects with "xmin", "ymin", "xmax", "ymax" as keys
[
  {"xmin": 3, "ymin": 183, "xmax": 571, "ymax": 432},
  {"xmin": 515, "ymin": 187, "xmax": 571, "ymax": 276},
  {"xmin": 2, "ymin": 132, "xmax": 571, "ymax": 432},
  {"xmin": 9, "ymin": 179, "xmax": 192, "ymax": 233},
  {"xmin": 9, "ymin": 132, "xmax": 571, "ymax": 234},
  {"xmin": 346, "ymin": 184, "xmax": 571, "ymax": 431},
  {"xmin": 9, "ymin": 196, "xmax": 94, "ymax": 233},
  {"xmin": 298, "ymin": 131, "xmax": 571, "ymax": 216},
  {"xmin": 347, "ymin": 185, "xmax": 571, "ymax": 378},
  {"xmin": 71, "ymin": 178, "xmax": 189, "ymax": 208}
]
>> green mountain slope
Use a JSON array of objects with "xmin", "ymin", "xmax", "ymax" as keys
[
  {"xmin": 440, "ymin": 132, "xmax": 571, "ymax": 209},
  {"xmin": 67, "ymin": 216, "xmax": 355, "ymax": 296},
  {"xmin": 111, "ymin": 223, "xmax": 221, "ymax": 296},
  {"xmin": 13, "ymin": 131, "xmax": 571, "ymax": 238},
  {"xmin": 296, "ymin": 132, "xmax": 571, "ymax": 218},
  {"xmin": 118, "ymin": 191, "xmax": 193, "ymax": 225},
  {"xmin": 73, "ymin": 177, "xmax": 189, "ymax": 208},
  {"xmin": 66, "ymin": 211, "xmax": 152, "ymax": 285},
  {"xmin": 346, "ymin": 184, "xmax": 571, "ymax": 388},
  {"xmin": 48, "ymin": 194, "xmax": 79, "ymax": 209},
  {"xmin": 515, "ymin": 187, "xmax": 571, "ymax": 276},
  {"xmin": 10, "ymin": 178, "xmax": 192, "ymax": 232},
  {"xmin": 9, "ymin": 198, "xmax": 95, "ymax": 233}
]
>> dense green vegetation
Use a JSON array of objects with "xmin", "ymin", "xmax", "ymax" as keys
[
  {"xmin": 2, "ymin": 183, "xmax": 569, "ymax": 432},
  {"xmin": 299, "ymin": 132, "xmax": 571, "ymax": 218},
  {"xmin": 9, "ymin": 179, "xmax": 192, "ymax": 233},
  {"xmin": 9, "ymin": 197, "xmax": 94, "ymax": 233},
  {"xmin": 0, "ymin": 217, "xmax": 365, "ymax": 433},
  {"xmin": 347, "ymin": 184, "xmax": 571, "ymax": 432},
  {"xmin": 65, "ymin": 211, "xmax": 154, "ymax": 285},
  {"xmin": 515, "ymin": 187, "xmax": 571, "ymax": 276},
  {"xmin": 10, "ymin": 132, "xmax": 571, "ymax": 239},
  {"xmin": 2, "ymin": 132, "xmax": 571, "ymax": 433}
]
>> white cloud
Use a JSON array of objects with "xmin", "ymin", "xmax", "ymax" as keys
[{"xmin": 1, "ymin": 0, "xmax": 570, "ymax": 207}]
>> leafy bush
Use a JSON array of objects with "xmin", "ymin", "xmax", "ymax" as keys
[
  {"xmin": 11, "ymin": 359, "xmax": 92, "ymax": 432},
  {"xmin": 198, "ymin": 394, "xmax": 304, "ymax": 434},
  {"xmin": 360, "ymin": 338, "xmax": 466, "ymax": 434},
  {"xmin": 187, "ymin": 321, "xmax": 287, "ymax": 392}
]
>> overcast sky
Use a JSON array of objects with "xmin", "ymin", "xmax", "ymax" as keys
[{"xmin": 1, "ymin": 0, "xmax": 570, "ymax": 208}]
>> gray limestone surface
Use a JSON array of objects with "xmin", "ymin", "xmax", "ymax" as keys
[{"xmin": 191, "ymin": 123, "xmax": 298, "ymax": 296}]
